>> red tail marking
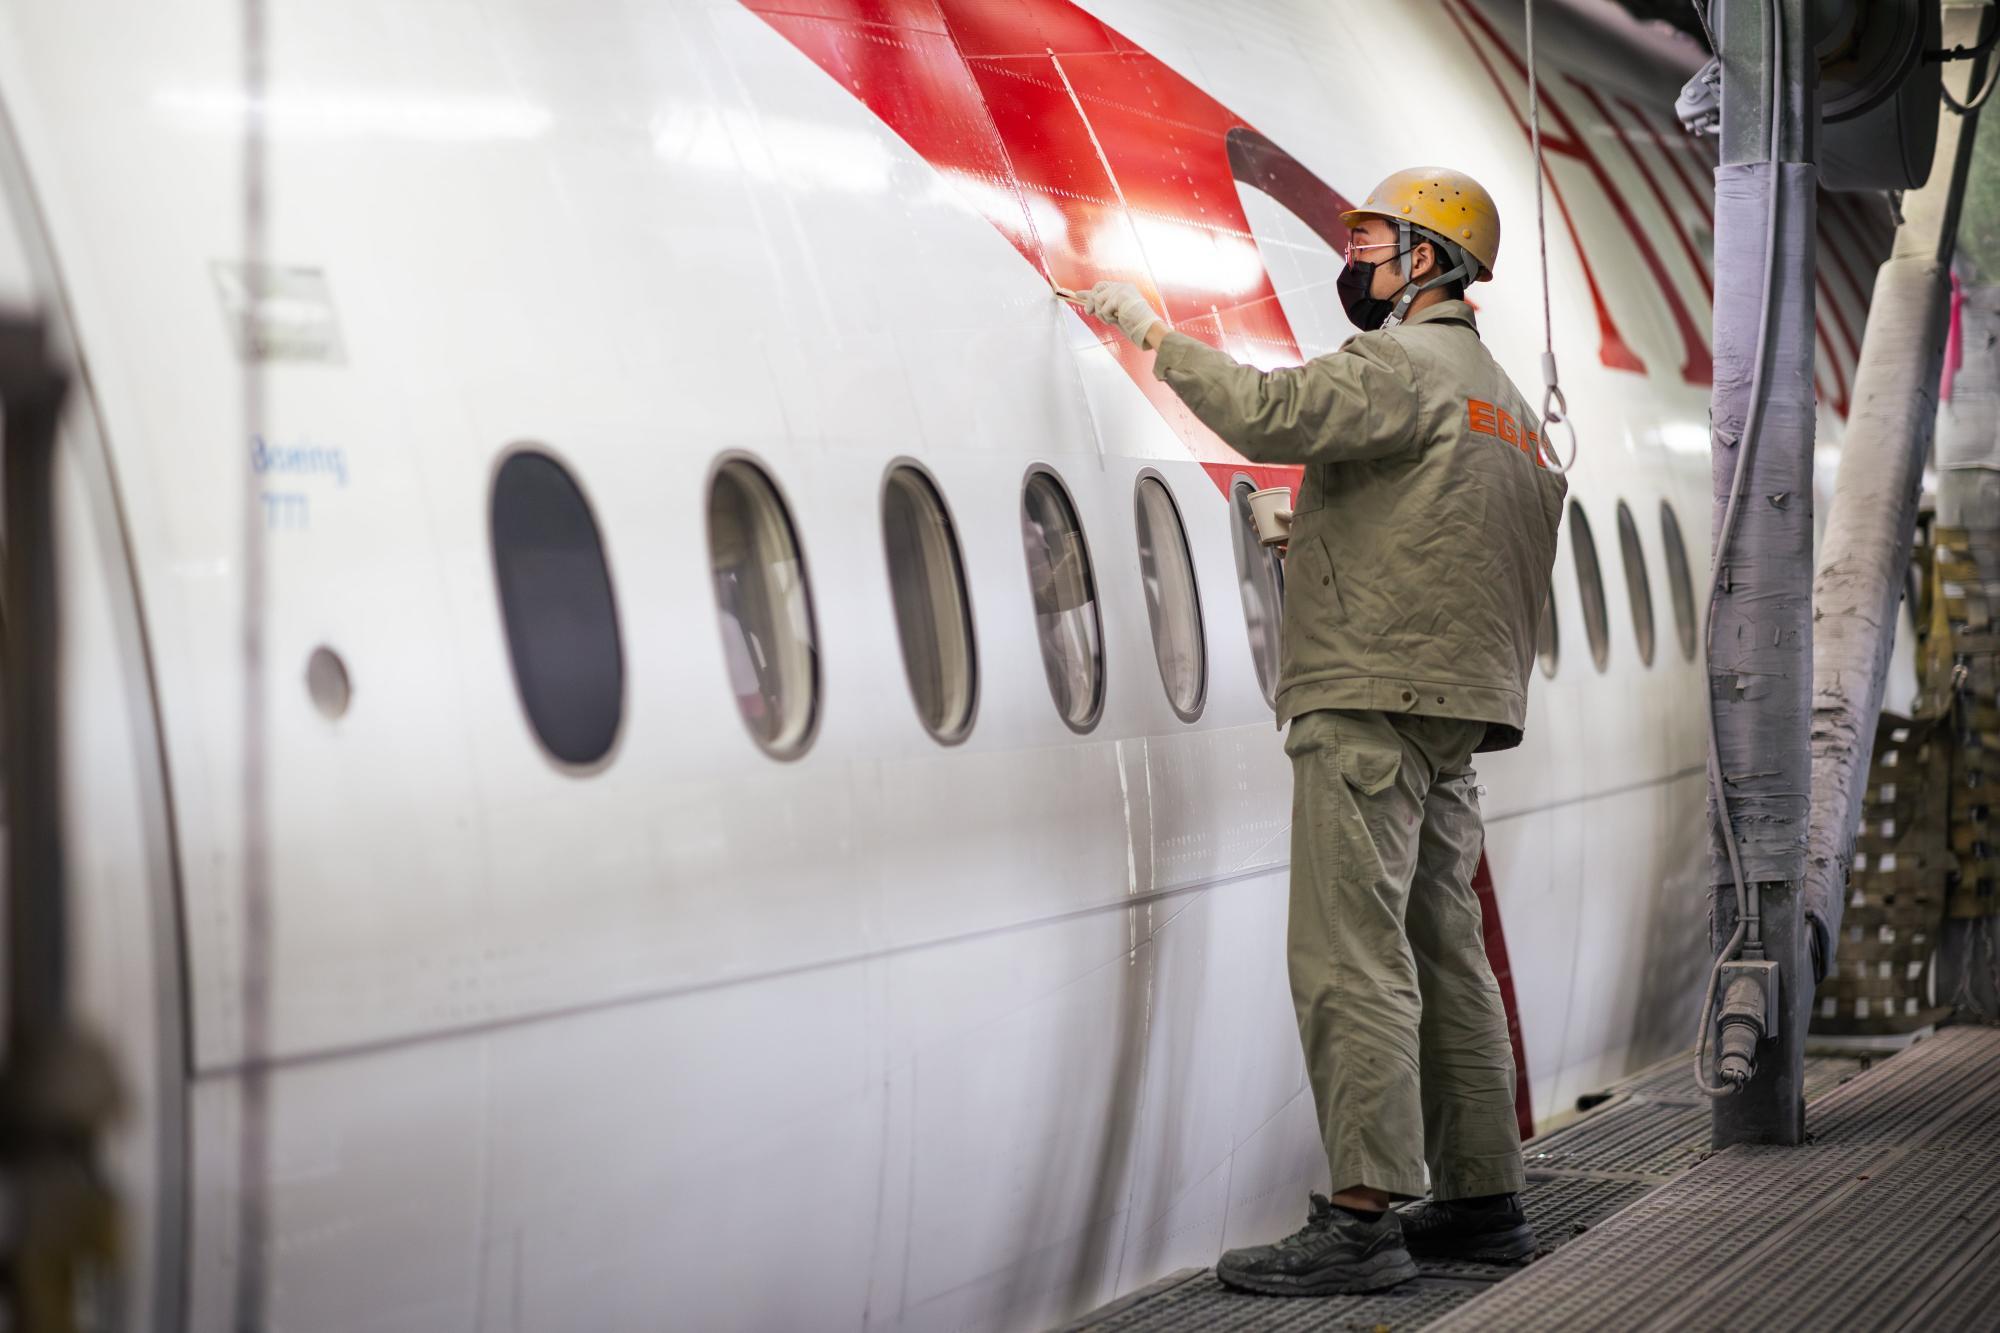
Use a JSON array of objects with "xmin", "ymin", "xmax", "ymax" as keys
[
  {"xmin": 1579, "ymin": 83, "xmax": 1712, "ymax": 299},
  {"xmin": 1449, "ymin": 0, "xmax": 1718, "ymax": 384},
  {"xmin": 1443, "ymin": 2, "xmax": 1646, "ymax": 376},
  {"xmin": 739, "ymin": 0, "xmax": 1370, "ymax": 499},
  {"xmin": 1818, "ymin": 192, "xmax": 1885, "ymax": 311},
  {"xmin": 1630, "ymin": 96, "xmax": 1718, "ymax": 227},
  {"xmin": 1828, "ymin": 189, "xmax": 1895, "ymax": 254},
  {"xmin": 1615, "ymin": 102, "xmax": 1864, "ymax": 419},
  {"xmin": 1815, "ymin": 298, "xmax": 1851, "ymax": 417}
]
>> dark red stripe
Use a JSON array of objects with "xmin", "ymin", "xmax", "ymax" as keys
[
  {"xmin": 1576, "ymin": 82, "xmax": 1711, "ymax": 293},
  {"xmin": 1442, "ymin": 1, "xmax": 1645, "ymax": 375},
  {"xmin": 1473, "ymin": 851, "xmax": 1535, "ymax": 1141}
]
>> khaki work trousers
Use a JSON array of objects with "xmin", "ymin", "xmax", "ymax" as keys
[{"xmin": 1285, "ymin": 708, "xmax": 1527, "ymax": 1201}]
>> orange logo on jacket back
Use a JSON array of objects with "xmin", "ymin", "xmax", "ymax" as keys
[{"xmin": 1467, "ymin": 400, "xmax": 1544, "ymax": 467}]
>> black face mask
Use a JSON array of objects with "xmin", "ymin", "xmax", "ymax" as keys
[{"xmin": 1337, "ymin": 254, "xmax": 1403, "ymax": 332}]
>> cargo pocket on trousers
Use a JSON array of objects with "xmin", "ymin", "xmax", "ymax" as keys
[{"xmin": 1335, "ymin": 715, "xmax": 1402, "ymax": 796}]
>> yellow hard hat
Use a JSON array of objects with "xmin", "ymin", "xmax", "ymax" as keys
[{"xmin": 1340, "ymin": 167, "xmax": 1501, "ymax": 281}]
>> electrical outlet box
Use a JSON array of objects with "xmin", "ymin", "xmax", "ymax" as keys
[{"xmin": 1719, "ymin": 958, "xmax": 1781, "ymax": 1033}]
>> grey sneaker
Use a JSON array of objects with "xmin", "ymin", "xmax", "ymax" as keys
[
  {"xmin": 1215, "ymin": 1194, "xmax": 1418, "ymax": 1296},
  {"xmin": 1398, "ymin": 1192, "xmax": 1536, "ymax": 1262}
]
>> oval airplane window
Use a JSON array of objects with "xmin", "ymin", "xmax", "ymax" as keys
[
  {"xmin": 1021, "ymin": 469, "xmax": 1105, "ymax": 731},
  {"xmin": 883, "ymin": 464, "xmax": 977, "ymax": 743},
  {"xmin": 1538, "ymin": 586, "xmax": 1559, "ymax": 679},
  {"xmin": 1616, "ymin": 500, "xmax": 1657, "ymax": 667},
  {"xmin": 1231, "ymin": 478, "xmax": 1285, "ymax": 707},
  {"xmin": 1570, "ymin": 500, "xmax": 1611, "ymax": 673},
  {"xmin": 1661, "ymin": 501, "xmax": 1698, "ymax": 661},
  {"xmin": 490, "ymin": 449, "xmax": 625, "ymax": 767},
  {"xmin": 709, "ymin": 458, "xmax": 819, "ymax": 757},
  {"xmin": 1134, "ymin": 475, "xmax": 1206, "ymax": 721}
]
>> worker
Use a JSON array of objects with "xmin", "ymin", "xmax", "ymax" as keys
[{"xmin": 1078, "ymin": 167, "xmax": 1565, "ymax": 1296}]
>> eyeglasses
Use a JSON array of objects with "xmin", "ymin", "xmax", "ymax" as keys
[{"xmin": 1343, "ymin": 239, "xmax": 1406, "ymax": 263}]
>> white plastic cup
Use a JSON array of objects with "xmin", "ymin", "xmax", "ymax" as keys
[{"xmin": 1247, "ymin": 486, "xmax": 1295, "ymax": 547}]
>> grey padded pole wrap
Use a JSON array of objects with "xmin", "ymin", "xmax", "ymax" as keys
[
  {"xmin": 1707, "ymin": 40, "xmax": 1817, "ymax": 1141},
  {"xmin": 1806, "ymin": 261, "xmax": 1950, "ymax": 971},
  {"xmin": 1709, "ymin": 161, "xmax": 1817, "ymax": 891}
]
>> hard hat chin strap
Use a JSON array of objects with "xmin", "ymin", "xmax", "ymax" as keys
[{"xmin": 1382, "ymin": 221, "xmax": 1474, "ymax": 328}]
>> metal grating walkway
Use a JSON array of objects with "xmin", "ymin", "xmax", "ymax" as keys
[
  {"xmin": 1057, "ymin": 1045, "xmax": 1897, "ymax": 1331},
  {"xmin": 1431, "ymin": 1026, "xmax": 2000, "ymax": 1331}
]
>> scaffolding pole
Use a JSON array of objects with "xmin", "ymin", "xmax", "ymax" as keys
[{"xmin": 1708, "ymin": 0, "xmax": 1818, "ymax": 1148}]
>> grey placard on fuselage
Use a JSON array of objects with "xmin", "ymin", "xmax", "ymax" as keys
[{"xmin": 212, "ymin": 260, "xmax": 346, "ymax": 364}]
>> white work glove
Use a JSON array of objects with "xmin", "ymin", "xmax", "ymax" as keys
[{"xmin": 1079, "ymin": 280, "xmax": 1165, "ymax": 348}]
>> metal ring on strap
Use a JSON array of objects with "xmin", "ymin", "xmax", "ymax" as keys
[{"xmin": 1538, "ymin": 352, "xmax": 1577, "ymax": 472}]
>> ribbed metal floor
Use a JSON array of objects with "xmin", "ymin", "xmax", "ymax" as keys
[
  {"xmin": 1432, "ymin": 1026, "xmax": 2000, "ymax": 1331},
  {"xmin": 1057, "ymin": 1046, "xmax": 1889, "ymax": 1332}
]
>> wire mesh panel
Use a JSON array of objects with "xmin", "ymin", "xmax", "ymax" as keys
[
  {"xmin": 1813, "ymin": 712, "xmax": 1953, "ymax": 1035},
  {"xmin": 1810, "ymin": 522, "xmax": 2000, "ymax": 1035}
]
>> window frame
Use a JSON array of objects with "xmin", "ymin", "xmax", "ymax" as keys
[
  {"xmin": 705, "ymin": 450, "xmax": 823, "ymax": 761},
  {"xmin": 1133, "ymin": 469, "xmax": 1209, "ymax": 723},
  {"xmin": 1660, "ymin": 500, "xmax": 1699, "ymax": 662},
  {"xmin": 1019, "ymin": 464, "xmax": 1107, "ymax": 734},
  {"xmin": 1229, "ymin": 474, "xmax": 1287, "ymax": 708},
  {"xmin": 1538, "ymin": 584, "xmax": 1560, "ymax": 679},
  {"xmin": 1615, "ymin": 499, "xmax": 1658, "ymax": 668},
  {"xmin": 880, "ymin": 458, "xmax": 980, "ymax": 746},
  {"xmin": 488, "ymin": 442, "xmax": 627, "ymax": 774},
  {"xmin": 1569, "ymin": 499, "xmax": 1611, "ymax": 673}
]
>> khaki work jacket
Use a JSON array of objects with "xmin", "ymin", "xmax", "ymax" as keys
[{"xmin": 1153, "ymin": 300, "xmax": 1565, "ymax": 750}]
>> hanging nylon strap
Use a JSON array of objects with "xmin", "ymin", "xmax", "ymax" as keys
[{"xmin": 1526, "ymin": 0, "xmax": 1577, "ymax": 472}]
